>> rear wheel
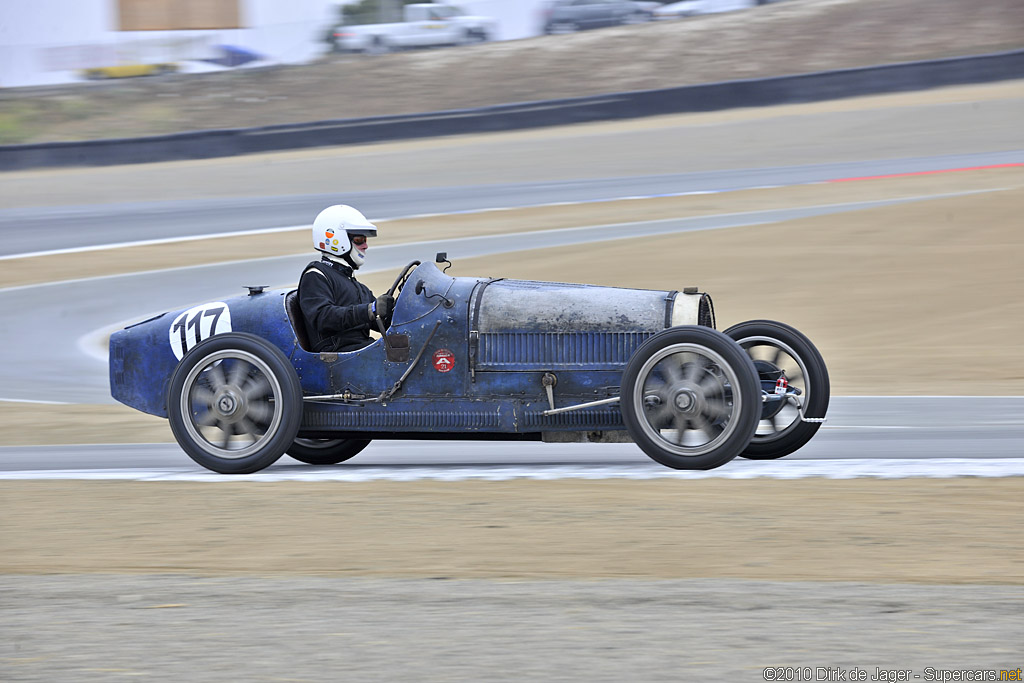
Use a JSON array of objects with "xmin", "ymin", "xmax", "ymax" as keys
[
  {"xmin": 621, "ymin": 326, "xmax": 760, "ymax": 470},
  {"xmin": 287, "ymin": 438, "xmax": 371, "ymax": 465},
  {"xmin": 724, "ymin": 320, "xmax": 829, "ymax": 459},
  {"xmin": 168, "ymin": 333, "xmax": 302, "ymax": 474}
]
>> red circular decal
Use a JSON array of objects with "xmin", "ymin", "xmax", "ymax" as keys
[{"xmin": 432, "ymin": 349, "xmax": 455, "ymax": 373}]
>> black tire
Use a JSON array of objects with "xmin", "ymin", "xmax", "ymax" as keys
[
  {"xmin": 167, "ymin": 332, "xmax": 302, "ymax": 474},
  {"xmin": 621, "ymin": 326, "xmax": 760, "ymax": 470},
  {"xmin": 546, "ymin": 21, "xmax": 579, "ymax": 34},
  {"xmin": 287, "ymin": 438, "xmax": 371, "ymax": 465},
  {"xmin": 724, "ymin": 320, "xmax": 830, "ymax": 460},
  {"xmin": 366, "ymin": 36, "xmax": 391, "ymax": 54}
]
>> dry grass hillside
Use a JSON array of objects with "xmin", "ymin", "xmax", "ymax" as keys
[{"xmin": 1, "ymin": 0, "xmax": 1022, "ymax": 143}]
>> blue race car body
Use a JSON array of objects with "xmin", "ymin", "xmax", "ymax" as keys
[{"xmin": 109, "ymin": 258, "xmax": 828, "ymax": 474}]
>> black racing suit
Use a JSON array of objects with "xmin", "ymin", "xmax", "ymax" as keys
[{"xmin": 298, "ymin": 257, "xmax": 377, "ymax": 352}]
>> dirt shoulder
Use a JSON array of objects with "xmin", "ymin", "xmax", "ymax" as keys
[
  {"xmin": 1, "ymin": 0, "xmax": 1022, "ymax": 143},
  {"xmin": 4, "ymin": 479, "xmax": 1022, "ymax": 583}
]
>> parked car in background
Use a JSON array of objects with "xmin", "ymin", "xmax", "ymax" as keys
[
  {"xmin": 200, "ymin": 45, "xmax": 263, "ymax": 68},
  {"xmin": 541, "ymin": 0, "xmax": 650, "ymax": 34},
  {"xmin": 327, "ymin": 3, "xmax": 496, "ymax": 54},
  {"xmin": 653, "ymin": 0, "xmax": 756, "ymax": 19},
  {"xmin": 79, "ymin": 63, "xmax": 178, "ymax": 79},
  {"xmin": 629, "ymin": 2, "xmax": 667, "ymax": 20}
]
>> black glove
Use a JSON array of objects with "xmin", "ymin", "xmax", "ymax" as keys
[{"xmin": 368, "ymin": 294, "xmax": 395, "ymax": 322}]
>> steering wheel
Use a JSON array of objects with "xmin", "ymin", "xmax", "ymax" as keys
[
  {"xmin": 387, "ymin": 260, "xmax": 421, "ymax": 298},
  {"xmin": 374, "ymin": 261, "xmax": 421, "ymax": 344}
]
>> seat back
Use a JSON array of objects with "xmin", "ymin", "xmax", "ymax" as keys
[{"xmin": 285, "ymin": 289, "xmax": 313, "ymax": 352}]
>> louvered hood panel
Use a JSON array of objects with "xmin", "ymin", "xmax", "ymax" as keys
[{"xmin": 473, "ymin": 280, "xmax": 673, "ymax": 370}]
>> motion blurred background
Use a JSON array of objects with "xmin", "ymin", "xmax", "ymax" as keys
[
  {"xmin": 2, "ymin": 0, "xmax": 1022, "ymax": 142},
  {"xmin": 2, "ymin": 1, "xmax": 1023, "ymax": 679}
]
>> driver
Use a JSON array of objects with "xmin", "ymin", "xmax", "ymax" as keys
[{"xmin": 298, "ymin": 205, "xmax": 395, "ymax": 352}]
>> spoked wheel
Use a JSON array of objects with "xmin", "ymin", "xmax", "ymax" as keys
[
  {"xmin": 287, "ymin": 438, "xmax": 371, "ymax": 465},
  {"xmin": 621, "ymin": 326, "xmax": 760, "ymax": 470},
  {"xmin": 168, "ymin": 333, "xmax": 302, "ymax": 474},
  {"xmin": 724, "ymin": 320, "xmax": 830, "ymax": 460}
]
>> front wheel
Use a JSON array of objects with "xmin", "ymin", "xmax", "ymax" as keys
[
  {"xmin": 287, "ymin": 438, "xmax": 371, "ymax": 465},
  {"xmin": 621, "ymin": 326, "xmax": 760, "ymax": 470},
  {"xmin": 167, "ymin": 332, "xmax": 302, "ymax": 474},
  {"xmin": 724, "ymin": 320, "xmax": 829, "ymax": 459}
]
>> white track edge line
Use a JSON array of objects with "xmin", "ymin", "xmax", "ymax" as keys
[{"xmin": 3, "ymin": 459, "xmax": 1024, "ymax": 482}]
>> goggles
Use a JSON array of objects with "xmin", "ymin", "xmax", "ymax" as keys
[{"xmin": 351, "ymin": 234, "xmax": 367, "ymax": 246}]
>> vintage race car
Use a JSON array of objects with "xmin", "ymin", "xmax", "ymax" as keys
[{"xmin": 109, "ymin": 255, "xmax": 829, "ymax": 474}]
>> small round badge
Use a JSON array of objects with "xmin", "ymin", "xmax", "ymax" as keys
[{"xmin": 432, "ymin": 349, "xmax": 455, "ymax": 373}]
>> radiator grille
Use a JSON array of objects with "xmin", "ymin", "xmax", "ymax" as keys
[
  {"xmin": 698, "ymin": 293, "xmax": 716, "ymax": 329},
  {"xmin": 110, "ymin": 343, "xmax": 125, "ymax": 386}
]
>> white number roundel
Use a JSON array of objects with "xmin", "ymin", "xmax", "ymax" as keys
[{"xmin": 169, "ymin": 302, "xmax": 231, "ymax": 360}]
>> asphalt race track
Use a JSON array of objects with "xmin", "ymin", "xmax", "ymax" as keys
[
  {"xmin": 1, "ymin": 85, "xmax": 1023, "ymax": 474},
  {"xmin": 2, "ymin": 397, "xmax": 1024, "ymax": 477},
  {"xmin": 3, "ymin": 150, "xmax": 1023, "ymax": 258}
]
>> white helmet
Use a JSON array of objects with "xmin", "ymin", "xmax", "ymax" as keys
[{"xmin": 312, "ymin": 204, "xmax": 378, "ymax": 269}]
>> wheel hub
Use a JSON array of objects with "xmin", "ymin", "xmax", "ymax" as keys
[
  {"xmin": 674, "ymin": 388, "xmax": 699, "ymax": 412},
  {"xmin": 214, "ymin": 389, "xmax": 243, "ymax": 421}
]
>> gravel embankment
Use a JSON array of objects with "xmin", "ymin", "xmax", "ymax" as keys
[{"xmin": 1, "ymin": 0, "xmax": 1022, "ymax": 143}]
